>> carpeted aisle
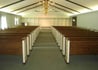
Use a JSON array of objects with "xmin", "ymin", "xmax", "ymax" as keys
[
  {"xmin": 27, "ymin": 31, "xmax": 66, "ymax": 70},
  {"xmin": 0, "ymin": 29, "xmax": 98, "ymax": 70}
]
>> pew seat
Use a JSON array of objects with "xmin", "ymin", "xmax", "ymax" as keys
[
  {"xmin": 0, "ymin": 26, "xmax": 39, "ymax": 63},
  {"xmin": 52, "ymin": 26, "xmax": 98, "ymax": 63}
]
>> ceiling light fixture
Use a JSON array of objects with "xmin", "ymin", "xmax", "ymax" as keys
[{"xmin": 43, "ymin": 0, "xmax": 49, "ymax": 15}]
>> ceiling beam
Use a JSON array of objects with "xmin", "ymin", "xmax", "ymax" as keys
[
  {"xmin": 49, "ymin": 4, "xmax": 74, "ymax": 14},
  {"xmin": 50, "ymin": 1, "xmax": 80, "ymax": 13},
  {"xmin": 0, "ymin": 0, "xmax": 25, "ymax": 9},
  {"xmin": 17, "ymin": 4, "xmax": 42, "ymax": 13},
  {"xmin": 11, "ymin": 1, "xmax": 41, "ymax": 12},
  {"xmin": 66, "ymin": 0, "xmax": 92, "ymax": 10}
]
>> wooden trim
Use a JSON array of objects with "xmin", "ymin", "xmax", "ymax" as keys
[
  {"xmin": 49, "ymin": 4, "xmax": 74, "ymax": 14},
  {"xmin": 50, "ymin": 1, "xmax": 80, "ymax": 13},
  {"xmin": 11, "ymin": 1, "xmax": 41, "ymax": 12},
  {"xmin": 66, "ymin": 0, "xmax": 92, "ymax": 10},
  {"xmin": 17, "ymin": 4, "xmax": 42, "ymax": 13},
  {"xmin": 0, "ymin": 0, "xmax": 25, "ymax": 9}
]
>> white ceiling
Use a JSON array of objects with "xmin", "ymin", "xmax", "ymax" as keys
[{"xmin": 0, "ymin": 0, "xmax": 98, "ymax": 18}]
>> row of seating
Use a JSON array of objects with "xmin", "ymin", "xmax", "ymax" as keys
[
  {"xmin": 0, "ymin": 26, "xmax": 40, "ymax": 64},
  {"xmin": 52, "ymin": 26, "xmax": 98, "ymax": 63}
]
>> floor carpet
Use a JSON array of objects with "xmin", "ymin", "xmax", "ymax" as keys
[{"xmin": 0, "ymin": 30, "xmax": 98, "ymax": 70}]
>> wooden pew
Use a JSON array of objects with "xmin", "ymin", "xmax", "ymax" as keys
[
  {"xmin": 0, "ymin": 26, "xmax": 39, "ymax": 63},
  {"xmin": 67, "ymin": 37, "xmax": 98, "ymax": 54},
  {"xmin": 52, "ymin": 26, "xmax": 98, "ymax": 63},
  {"xmin": 0, "ymin": 36, "xmax": 27, "ymax": 63}
]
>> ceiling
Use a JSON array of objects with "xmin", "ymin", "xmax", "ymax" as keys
[{"xmin": 0, "ymin": 0, "xmax": 98, "ymax": 18}]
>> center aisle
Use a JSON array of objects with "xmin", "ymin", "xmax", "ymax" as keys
[
  {"xmin": 0, "ymin": 29, "xmax": 98, "ymax": 70},
  {"xmin": 27, "ymin": 30, "xmax": 66, "ymax": 70}
]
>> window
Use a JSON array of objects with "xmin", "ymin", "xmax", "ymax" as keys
[
  {"xmin": 15, "ymin": 17, "xmax": 19, "ymax": 25},
  {"xmin": 1, "ymin": 15, "xmax": 7, "ymax": 30}
]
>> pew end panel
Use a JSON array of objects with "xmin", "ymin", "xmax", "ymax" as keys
[
  {"xmin": 65, "ymin": 37, "xmax": 98, "ymax": 63},
  {"xmin": 0, "ymin": 38, "xmax": 27, "ymax": 64}
]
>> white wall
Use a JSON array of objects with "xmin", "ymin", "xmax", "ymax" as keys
[
  {"xmin": 77, "ymin": 11, "xmax": 98, "ymax": 31},
  {"xmin": 0, "ymin": 11, "xmax": 22, "ymax": 29},
  {"xmin": 22, "ymin": 10, "xmax": 71, "ymax": 27},
  {"xmin": 22, "ymin": 17, "xmax": 70, "ymax": 27},
  {"xmin": 0, "ymin": 14, "xmax": 1, "ymax": 29}
]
